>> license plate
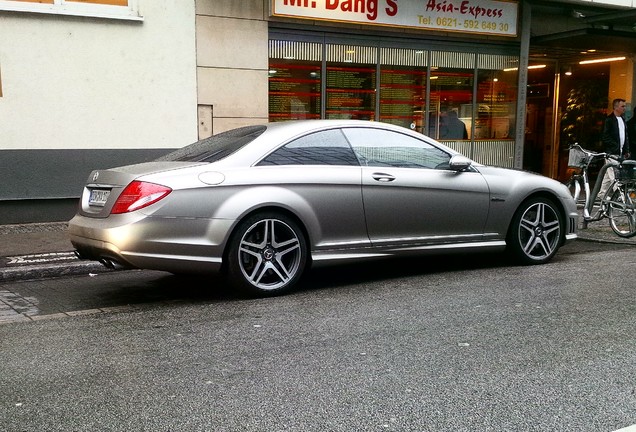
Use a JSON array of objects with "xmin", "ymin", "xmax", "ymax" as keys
[{"xmin": 88, "ymin": 189, "xmax": 110, "ymax": 206}]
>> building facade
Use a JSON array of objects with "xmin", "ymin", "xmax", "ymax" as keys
[
  {"xmin": 1, "ymin": 0, "xmax": 636, "ymax": 223},
  {"xmin": 0, "ymin": 0, "xmax": 198, "ymax": 223}
]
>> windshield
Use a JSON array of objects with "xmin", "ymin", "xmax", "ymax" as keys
[{"xmin": 155, "ymin": 125, "xmax": 267, "ymax": 163}]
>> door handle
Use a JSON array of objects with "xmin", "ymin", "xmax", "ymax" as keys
[{"xmin": 372, "ymin": 173, "xmax": 396, "ymax": 182}]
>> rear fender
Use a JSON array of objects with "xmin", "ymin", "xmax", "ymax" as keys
[{"xmin": 213, "ymin": 186, "xmax": 321, "ymax": 246}]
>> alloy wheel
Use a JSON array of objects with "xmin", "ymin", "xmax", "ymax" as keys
[
  {"xmin": 515, "ymin": 200, "xmax": 562, "ymax": 262},
  {"xmin": 237, "ymin": 217, "xmax": 304, "ymax": 291}
]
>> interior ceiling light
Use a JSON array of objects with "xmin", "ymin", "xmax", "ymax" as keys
[
  {"xmin": 579, "ymin": 56, "xmax": 626, "ymax": 65},
  {"xmin": 503, "ymin": 64, "xmax": 546, "ymax": 72}
]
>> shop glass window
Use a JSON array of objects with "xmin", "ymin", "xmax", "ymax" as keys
[
  {"xmin": 268, "ymin": 40, "xmax": 322, "ymax": 122},
  {"xmin": 476, "ymin": 55, "xmax": 519, "ymax": 141},
  {"xmin": 343, "ymin": 128, "xmax": 450, "ymax": 169},
  {"xmin": 326, "ymin": 44, "xmax": 377, "ymax": 121},
  {"xmin": 379, "ymin": 48, "xmax": 427, "ymax": 133},
  {"xmin": 258, "ymin": 129, "xmax": 359, "ymax": 166},
  {"xmin": 429, "ymin": 52, "xmax": 475, "ymax": 142}
]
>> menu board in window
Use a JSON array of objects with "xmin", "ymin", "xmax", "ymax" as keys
[
  {"xmin": 326, "ymin": 65, "xmax": 376, "ymax": 120},
  {"xmin": 380, "ymin": 67, "xmax": 426, "ymax": 131},
  {"xmin": 476, "ymin": 74, "xmax": 516, "ymax": 139},
  {"xmin": 269, "ymin": 62, "xmax": 321, "ymax": 122}
]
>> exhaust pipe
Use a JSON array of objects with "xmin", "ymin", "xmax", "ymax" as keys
[
  {"xmin": 99, "ymin": 258, "xmax": 127, "ymax": 270},
  {"xmin": 99, "ymin": 258, "xmax": 116, "ymax": 269},
  {"xmin": 75, "ymin": 250, "xmax": 126, "ymax": 271}
]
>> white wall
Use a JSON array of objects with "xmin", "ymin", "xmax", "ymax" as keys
[{"xmin": 0, "ymin": 0, "xmax": 198, "ymax": 150}]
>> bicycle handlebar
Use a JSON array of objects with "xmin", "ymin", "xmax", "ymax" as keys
[
  {"xmin": 569, "ymin": 143, "xmax": 634, "ymax": 165},
  {"xmin": 569, "ymin": 143, "xmax": 610, "ymax": 161}
]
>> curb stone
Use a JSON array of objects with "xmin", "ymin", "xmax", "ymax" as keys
[{"xmin": 0, "ymin": 260, "xmax": 115, "ymax": 283}]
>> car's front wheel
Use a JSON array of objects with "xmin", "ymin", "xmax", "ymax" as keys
[
  {"xmin": 227, "ymin": 212, "xmax": 308, "ymax": 297},
  {"xmin": 507, "ymin": 197, "xmax": 563, "ymax": 264}
]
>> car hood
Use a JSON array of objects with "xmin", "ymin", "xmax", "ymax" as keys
[{"xmin": 476, "ymin": 165, "xmax": 572, "ymax": 200}]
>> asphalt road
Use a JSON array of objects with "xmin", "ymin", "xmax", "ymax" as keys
[{"xmin": 0, "ymin": 241, "xmax": 635, "ymax": 431}]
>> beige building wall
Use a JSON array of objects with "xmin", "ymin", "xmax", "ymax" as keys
[{"xmin": 196, "ymin": 0, "xmax": 269, "ymax": 137}]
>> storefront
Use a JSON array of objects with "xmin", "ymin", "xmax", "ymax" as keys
[
  {"xmin": 267, "ymin": 0, "xmax": 522, "ymax": 168},
  {"xmin": 525, "ymin": 1, "xmax": 636, "ymax": 180}
]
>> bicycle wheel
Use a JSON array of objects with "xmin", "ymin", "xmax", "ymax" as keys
[
  {"xmin": 608, "ymin": 185, "xmax": 636, "ymax": 237},
  {"xmin": 565, "ymin": 176, "xmax": 583, "ymax": 205}
]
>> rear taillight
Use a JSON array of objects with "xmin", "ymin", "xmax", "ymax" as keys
[{"xmin": 111, "ymin": 181, "xmax": 172, "ymax": 214}]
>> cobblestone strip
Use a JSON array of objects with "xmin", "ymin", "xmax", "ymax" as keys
[
  {"xmin": 0, "ymin": 290, "xmax": 39, "ymax": 323},
  {"xmin": 0, "ymin": 300, "xmax": 190, "ymax": 325},
  {"xmin": 0, "ymin": 304, "xmax": 142, "ymax": 325},
  {"xmin": 0, "ymin": 297, "xmax": 29, "ymax": 323}
]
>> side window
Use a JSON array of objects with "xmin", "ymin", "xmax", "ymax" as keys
[
  {"xmin": 342, "ymin": 128, "xmax": 451, "ymax": 169},
  {"xmin": 258, "ymin": 129, "xmax": 360, "ymax": 166}
]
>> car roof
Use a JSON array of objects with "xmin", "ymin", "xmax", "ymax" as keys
[{"xmin": 264, "ymin": 119, "xmax": 415, "ymax": 136}]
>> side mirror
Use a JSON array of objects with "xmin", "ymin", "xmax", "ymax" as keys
[{"xmin": 449, "ymin": 155, "xmax": 473, "ymax": 172}]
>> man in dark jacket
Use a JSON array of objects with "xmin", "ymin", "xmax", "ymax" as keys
[
  {"xmin": 603, "ymin": 98, "xmax": 630, "ymax": 157},
  {"xmin": 599, "ymin": 98, "xmax": 630, "ymax": 197}
]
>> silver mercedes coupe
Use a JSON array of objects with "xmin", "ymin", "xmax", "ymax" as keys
[{"xmin": 69, "ymin": 120, "xmax": 578, "ymax": 296}]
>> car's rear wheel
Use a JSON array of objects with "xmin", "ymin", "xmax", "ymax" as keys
[
  {"xmin": 507, "ymin": 197, "xmax": 563, "ymax": 264},
  {"xmin": 227, "ymin": 212, "xmax": 307, "ymax": 297}
]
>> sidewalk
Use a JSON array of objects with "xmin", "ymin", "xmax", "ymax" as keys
[
  {"xmin": 0, "ymin": 218, "xmax": 634, "ymax": 283},
  {"xmin": 0, "ymin": 222, "xmax": 110, "ymax": 282}
]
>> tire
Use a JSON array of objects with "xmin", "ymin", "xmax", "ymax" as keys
[
  {"xmin": 226, "ymin": 212, "xmax": 308, "ymax": 297},
  {"xmin": 608, "ymin": 186, "xmax": 636, "ymax": 238},
  {"xmin": 506, "ymin": 197, "xmax": 563, "ymax": 265}
]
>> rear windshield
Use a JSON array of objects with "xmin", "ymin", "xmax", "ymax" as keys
[{"xmin": 155, "ymin": 125, "xmax": 267, "ymax": 163}]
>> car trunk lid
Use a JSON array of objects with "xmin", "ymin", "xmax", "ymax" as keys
[{"xmin": 77, "ymin": 161, "xmax": 203, "ymax": 218}]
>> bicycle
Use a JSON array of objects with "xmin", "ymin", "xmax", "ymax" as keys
[{"xmin": 565, "ymin": 143, "xmax": 636, "ymax": 237}]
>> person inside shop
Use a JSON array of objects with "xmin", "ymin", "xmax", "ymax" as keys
[
  {"xmin": 599, "ymin": 98, "xmax": 630, "ymax": 197},
  {"xmin": 439, "ymin": 110, "xmax": 468, "ymax": 140}
]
